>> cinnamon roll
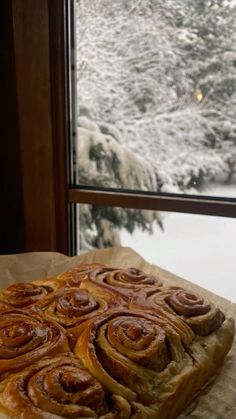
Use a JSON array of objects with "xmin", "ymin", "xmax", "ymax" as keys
[
  {"xmin": 0, "ymin": 277, "xmax": 64, "ymax": 308},
  {"xmin": 57, "ymin": 263, "xmax": 104, "ymax": 286},
  {"xmin": 165, "ymin": 288, "xmax": 225, "ymax": 336},
  {"xmin": 79, "ymin": 266, "xmax": 162, "ymax": 301},
  {"xmin": 32, "ymin": 276, "xmax": 67, "ymax": 292},
  {"xmin": 0, "ymin": 308, "xmax": 69, "ymax": 381},
  {"xmin": 130, "ymin": 287, "xmax": 194, "ymax": 347},
  {"xmin": 0, "ymin": 353, "xmax": 112, "ymax": 419},
  {"xmin": 0, "ymin": 262, "xmax": 234, "ymax": 419},
  {"xmin": 74, "ymin": 308, "xmax": 189, "ymax": 412},
  {"xmin": 38, "ymin": 286, "xmax": 123, "ymax": 328}
]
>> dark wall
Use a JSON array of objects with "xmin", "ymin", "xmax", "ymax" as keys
[{"xmin": 0, "ymin": 1, "xmax": 26, "ymax": 254}]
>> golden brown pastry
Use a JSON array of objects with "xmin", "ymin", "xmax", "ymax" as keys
[
  {"xmin": 0, "ymin": 277, "xmax": 65, "ymax": 308},
  {"xmin": 72, "ymin": 306, "xmax": 234, "ymax": 419},
  {"xmin": 0, "ymin": 353, "xmax": 113, "ymax": 419},
  {"xmin": 130, "ymin": 288, "xmax": 194, "ymax": 348},
  {"xmin": 78, "ymin": 265, "xmax": 162, "ymax": 301},
  {"xmin": 0, "ymin": 301, "xmax": 12, "ymax": 312},
  {"xmin": 0, "ymin": 262, "xmax": 234, "ymax": 419},
  {"xmin": 57, "ymin": 263, "xmax": 105, "ymax": 286},
  {"xmin": 0, "ymin": 307, "xmax": 70, "ymax": 381},
  {"xmin": 165, "ymin": 288, "xmax": 225, "ymax": 336},
  {"xmin": 140, "ymin": 286, "xmax": 226, "ymax": 336},
  {"xmin": 74, "ymin": 309, "xmax": 186, "ymax": 401},
  {"xmin": 35, "ymin": 286, "xmax": 127, "ymax": 347}
]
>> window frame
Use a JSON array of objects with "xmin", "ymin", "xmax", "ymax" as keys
[
  {"xmin": 3, "ymin": 0, "xmax": 235, "ymax": 256},
  {"xmin": 67, "ymin": 1, "xmax": 236, "ymax": 254}
]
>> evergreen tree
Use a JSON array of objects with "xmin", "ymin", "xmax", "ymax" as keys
[
  {"xmin": 77, "ymin": 114, "xmax": 162, "ymax": 249},
  {"xmin": 178, "ymin": 0, "xmax": 236, "ymax": 179}
]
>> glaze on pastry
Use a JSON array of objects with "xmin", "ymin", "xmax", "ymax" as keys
[
  {"xmin": 0, "ymin": 277, "xmax": 65, "ymax": 308},
  {"xmin": 0, "ymin": 263, "xmax": 234, "ymax": 419}
]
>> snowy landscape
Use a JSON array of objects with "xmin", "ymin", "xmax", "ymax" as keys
[
  {"xmin": 75, "ymin": 1, "xmax": 236, "ymax": 300},
  {"xmin": 121, "ymin": 184, "xmax": 236, "ymax": 302}
]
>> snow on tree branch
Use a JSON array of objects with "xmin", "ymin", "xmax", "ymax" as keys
[{"xmin": 75, "ymin": 0, "xmax": 236, "ymax": 247}]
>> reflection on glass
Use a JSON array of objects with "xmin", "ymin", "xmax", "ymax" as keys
[
  {"xmin": 75, "ymin": 0, "xmax": 236, "ymax": 197},
  {"xmin": 77, "ymin": 204, "xmax": 236, "ymax": 302}
]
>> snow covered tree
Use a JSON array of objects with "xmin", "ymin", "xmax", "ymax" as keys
[
  {"xmin": 76, "ymin": 113, "xmax": 162, "ymax": 249},
  {"xmin": 176, "ymin": 0, "xmax": 236, "ymax": 181},
  {"xmin": 76, "ymin": 0, "xmax": 236, "ymax": 192},
  {"xmin": 75, "ymin": 0, "xmax": 236, "ymax": 248}
]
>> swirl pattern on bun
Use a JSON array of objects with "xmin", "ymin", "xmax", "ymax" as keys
[
  {"xmin": 0, "ymin": 353, "xmax": 111, "ymax": 419},
  {"xmin": 130, "ymin": 288, "xmax": 194, "ymax": 347},
  {"xmin": 165, "ymin": 289, "xmax": 225, "ymax": 336},
  {"xmin": 0, "ymin": 262, "xmax": 234, "ymax": 419},
  {"xmin": 80, "ymin": 266, "xmax": 162, "ymax": 300},
  {"xmin": 37, "ymin": 287, "xmax": 119, "ymax": 329},
  {"xmin": 0, "ymin": 277, "xmax": 65, "ymax": 309},
  {"xmin": 74, "ymin": 309, "xmax": 188, "ymax": 409},
  {"xmin": 57, "ymin": 263, "xmax": 105, "ymax": 287},
  {"xmin": 0, "ymin": 308, "xmax": 69, "ymax": 380}
]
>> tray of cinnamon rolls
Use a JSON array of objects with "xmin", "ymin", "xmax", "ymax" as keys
[{"xmin": 0, "ymin": 260, "xmax": 234, "ymax": 419}]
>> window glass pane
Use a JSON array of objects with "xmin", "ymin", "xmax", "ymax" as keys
[
  {"xmin": 75, "ymin": 0, "xmax": 236, "ymax": 197},
  {"xmin": 77, "ymin": 204, "xmax": 236, "ymax": 302}
]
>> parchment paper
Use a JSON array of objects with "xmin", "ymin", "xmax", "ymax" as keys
[{"xmin": 0, "ymin": 246, "xmax": 235, "ymax": 419}]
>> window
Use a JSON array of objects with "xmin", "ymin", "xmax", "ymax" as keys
[
  {"xmin": 4, "ymin": 0, "xmax": 235, "ymax": 263},
  {"xmin": 76, "ymin": 203, "xmax": 236, "ymax": 302},
  {"xmin": 68, "ymin": 1, "xmax": 236, "ymax": 250},
  {"xmin": 74, "ymin": 0, "xmax": 236, "ymax": 195},
  {"xmin": 63, "ymin": 1, "xmax": 236, "ymax": 297}
]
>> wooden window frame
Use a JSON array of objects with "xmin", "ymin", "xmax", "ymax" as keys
[
  {"xmin": 66, "ymin": 1, "xmax": 236, "ymax": 254},
  {"xmin": 69, "ymin": 187, "xmax": 236, "ymax": 218},
  {"xmin": 2, "ymin": 0, "xmax": 235, "ymax": 256},
  {"xmin": 1, "ymin": 0, "xmax": 70, "ymax": 254}
]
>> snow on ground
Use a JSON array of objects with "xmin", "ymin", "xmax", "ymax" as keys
[{"xmin": 120, "ymin": 184, "xmax": 236, "ymax": 302}]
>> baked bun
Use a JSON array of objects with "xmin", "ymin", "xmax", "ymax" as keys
[
  {"xmin": 0, "ymin": 263, "xmax": 234, "ymax": 419},
  {"xmin": 0, "ymin": 277, "xmax": 66, "ymax": 309}
]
